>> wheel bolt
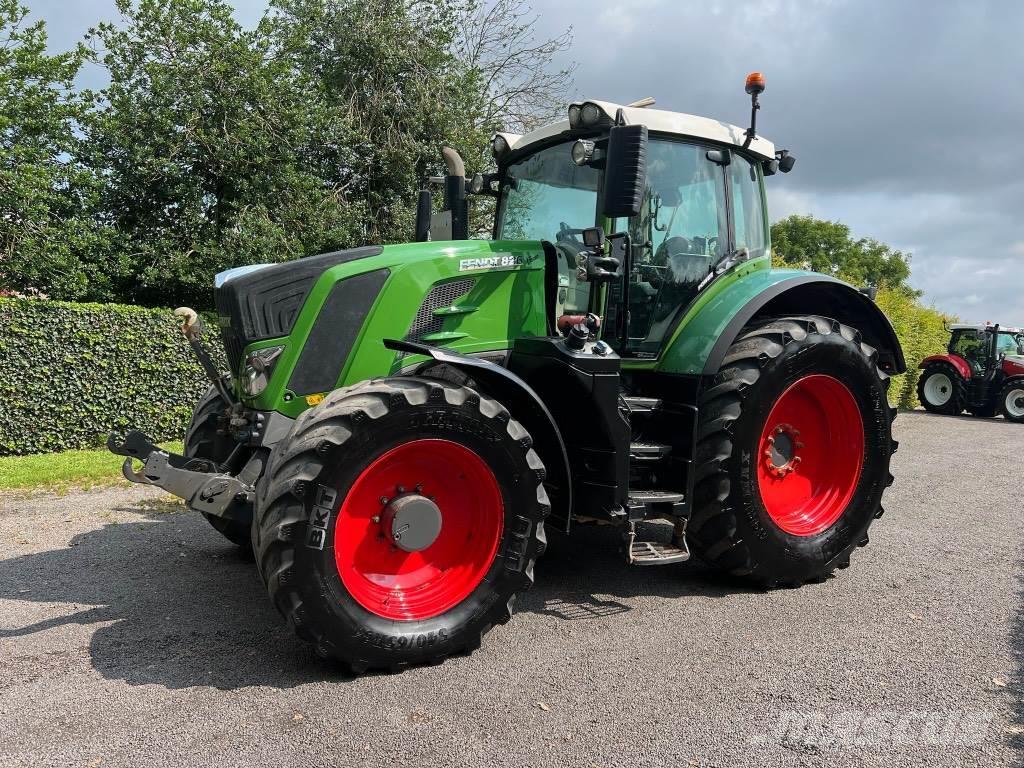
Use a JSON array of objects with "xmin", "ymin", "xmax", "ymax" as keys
[
  {"xmin": 371, "ymin": 515, "xmax": 381, "ymax": 523},
  {"xmin": 766, "ymin": 436, "xmax": 775, "ymax": 445},
  {"xmin": 397, "ymin": 485, "xmax": 405, "ymax": 494},
  {"xmin": 793, "ymin": 456, "xmax": 802, "ymax": 465},
  {"xmin": 415, "ymin": 484, "xmax": 423, "ymax": 493},
  {"xmin": 764, "ymin": 450, "xmax": 773, "ymax": 458},
  {"xmin": 379, "ymin": 496, "xmax": 388, "ymax": 505}
]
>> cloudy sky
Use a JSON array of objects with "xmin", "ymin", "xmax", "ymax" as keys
[{"xmin": 26, "ymin": 0, "xmax": 1023, "ymax": 321}]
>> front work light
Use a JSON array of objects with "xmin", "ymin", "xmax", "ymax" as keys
[
  {"xmin": 568, "ymin": 103, "xmax": 582, "ymax": 127},
  {"xmin": 492, "ymin": 134, "xmax": 510, "ymax": 158},
  {"xmin": 571, "ymin": 139, "xmax": 596, "ymax": 166},
  {"xmin": 241, "ymin": 346, "xmax": 284, "ymax": 397},
  {"xmin": 580, "ymin": 102, "xmax": 603, "ymax": 127}
]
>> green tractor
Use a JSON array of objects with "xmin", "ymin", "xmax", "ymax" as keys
[{"xmin": 110, "ymin": 74, "xmax": 903, "ymax": 672}]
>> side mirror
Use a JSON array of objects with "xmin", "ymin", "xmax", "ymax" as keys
[{"xmin": 602, "ymin": 124, "xmax": 648, "ymax": 218}]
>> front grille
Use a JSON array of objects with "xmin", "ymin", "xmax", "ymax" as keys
[
  {"xmin": 407, "ymin": 279, "xmax": 475, "ymax": 341},
  {"xmin": 213, "ymin": 245, "xmax": 383, "ymax": 373},
  {"xmin": 214, "ymin": 290, "xmax": 245, "ymax": 373}
]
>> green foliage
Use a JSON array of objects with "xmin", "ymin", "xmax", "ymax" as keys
[
  {"xmin": 772, "ymin": 215, "xmax": 917, "ymax": 297},
  {"xmin": 0, "ymin": 0, "xmax": 110, "ymax": 300},
  {"xmin": 0, "ymin": 297, "xmax": 218, "ymax": 455},
  {"xmin": 875, "ymin": 288, "xmax": 953, "ymax": 409},
  {"xmin": 770, "ymin": 214, "xmax": 951, "ymax": 408},
  {"xmin": 0, "ymin": 0, "xmax": 572, "ymax": 309}
]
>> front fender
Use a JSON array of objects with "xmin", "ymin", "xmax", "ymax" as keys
[
  {"xmin": 383, "ymin": 338, "xmax": 573, "ymax": 532},
  {"xmin": 921, "ymin": 353, "xmax": 971, "ymax": 380},
  {"xmin": 658, "ymin": 265, "xmax": 906, "ymax": 377}
]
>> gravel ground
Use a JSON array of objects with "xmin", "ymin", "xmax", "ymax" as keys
[{"xmin": 1, "ymin": 410, "xmax": 1022, "ymax": 767}]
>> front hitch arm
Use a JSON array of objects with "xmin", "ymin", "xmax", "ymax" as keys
[
  {"xmin": 174, "ymin": 307, "xmax": 234, "ymax": 405},
  {"xmin": 108, "ymin": 430, "xmax": 263, "ymax": 520}
]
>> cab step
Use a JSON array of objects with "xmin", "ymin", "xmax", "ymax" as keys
[
  {"xmin": 623, "ymin": 396, "xmax": 662, "ymax": 415},
  {"xmin": 626, "ymin": 490, "xmax": 685, "ymax": 517},
  {"xmin": 625, "ymin": 518, "xmax": 690, "ymax": 566},
  {"xmin": 629, "ymin": 539, "xmax": 690, "ymax": 566},
  {"xmin": 629, "ymin": 441, "xmax": 672, "ymax": 461}
]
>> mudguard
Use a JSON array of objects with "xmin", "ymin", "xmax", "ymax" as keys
[
  {"xmin": 920, "ymin": 353, "xmax": 971, "ymax": 380},
  {"xmin": 384, "ymin": 339, "xmax": 573, "ymax": 532},
  {"xmin": 657, "ymin": 264, "xmax": 907, "ymax": 378}
]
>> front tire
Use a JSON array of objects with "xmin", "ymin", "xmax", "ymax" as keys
[
  {"xmin": 998, "ymin": 381, "xmax": 1024, "ymax": 423},
  {"xmin": 689, "ymin": 316, "xmax": 897, "ymax": 587},
  {"xmin": 917, "ymin": 364, "xmax": 964, "ymax": 415},
  {"xmin": 252, "ymin": 377, "xmax": 549, "ymax": 672},
  {"xmin": 183, "ymin": 384, "xmax": 253, "ymax": 548}
]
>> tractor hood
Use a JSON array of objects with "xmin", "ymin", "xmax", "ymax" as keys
[
  {"xmin": 1004, "ymin": 355, "xmax": 1024, "ymax": 375},
  {"xmin": 213, "ymin": 240, "xmax": 550, "ymax": 412}
]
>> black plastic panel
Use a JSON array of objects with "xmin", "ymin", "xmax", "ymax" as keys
[
  {"xmin": 287, "ymin": 269, "xmax": 390, "ymax": 396},
  {"xmin": 215, "ymin": 246, "xmax": 382, "ymax": 370}
]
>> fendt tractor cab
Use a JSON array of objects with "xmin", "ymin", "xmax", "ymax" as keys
[
  {"xmin": 110, "ymin": 74, "xmax": 904, "ymax": 672},
  {"xmin": 918, "ymin": 323, "xmax": 1024, "ymax": 421}
]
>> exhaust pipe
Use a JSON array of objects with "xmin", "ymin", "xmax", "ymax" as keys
[{"xmin": 442, "ymin": 147, "xmax": 468, "ymax": 240}]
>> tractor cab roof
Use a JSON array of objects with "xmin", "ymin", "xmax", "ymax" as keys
[
  {"xmin": 497, "ymin": 99, "xmax": 777, "ymax": 162},
  {"xmin": 950, "ymin": 323, "xmax": 1024, "ymax": 334}
]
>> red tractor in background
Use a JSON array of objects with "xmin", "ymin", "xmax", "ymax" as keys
[{"xmin": 918, "ymin": 323, "xmax": 1024, "ymax": 422}]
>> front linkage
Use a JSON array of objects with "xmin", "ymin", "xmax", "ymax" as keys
[
  {"xmin": 107, "ymin": 430, "xmax": 259, "ymax": 519},
  {"xmin": 108, "ymin": 307, "xmax": 287, "ymax": 522}
]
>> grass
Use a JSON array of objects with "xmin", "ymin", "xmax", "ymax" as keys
[{"xmin": 0, "ymin": 442, "xmax": 183, "ymax": 492}]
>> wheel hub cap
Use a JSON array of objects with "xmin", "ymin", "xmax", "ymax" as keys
[
  {"xmin": 382, "ymin": 494, "xmax": 443, "ymax": 552},
  {"xmin": 756, "ymin": 375, "xmax": 865, "ymax": 537}
]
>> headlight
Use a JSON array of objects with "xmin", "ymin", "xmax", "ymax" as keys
[
  {"xmin": 241, "ymin": 346, "xmax": 284, "ymax": 397},
  {"xmin": 492, "ymin": 134, "xmax": 509, "ymax": 158}
]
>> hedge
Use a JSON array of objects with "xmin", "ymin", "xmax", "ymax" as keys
[
  {"xmin": 0, "ymin": 287, "xmax": 951, "ymax": 457},
  {"xmin": 0, "ymin": 298, "xmax": 221, "ymax": 456},
  {"xmin": 874, "ymin": 288, "xmax": 953, "ymax": 410}
]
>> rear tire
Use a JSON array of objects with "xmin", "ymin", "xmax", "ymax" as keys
[
  {"xmin": 917, "ymin": 364, "xmax": 965, "ymax": 415},
  {"xmin": 183, "ymin": 384, "xmax": 253, "ymax": 549},
  {"xmin": 998, "ymin": 381, "xmax": 1024, "ymax": 423},
  {"xmin": 252, "ymin": 377, "xmax": 549, "ymax": 673},
  {"xmin": 689, "ymin": 316, "xmax": 896, "ymax": 587}
]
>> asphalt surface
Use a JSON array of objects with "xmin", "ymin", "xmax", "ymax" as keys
[{"xmin": 1, "ymin": 410, "xmax": 1022, "ymax": 767}]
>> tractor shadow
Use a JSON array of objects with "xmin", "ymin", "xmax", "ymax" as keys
[
  {"xmin": 0, "ymin": 501, "xmax": 749, "ymax": 691},
  {"xmin": 0, "ymin": 498, "xmax": 331, "ymax": 691},
  {"xmin": 519, "ymin": 520, "xmax": 753, "ymax": 621}
]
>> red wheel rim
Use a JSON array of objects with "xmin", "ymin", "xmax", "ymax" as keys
[
  {"xmin": 334, "ymin": 439, "xmax": 503, "ymax": 621},
  {"xmin": 756, "ymin": 375, "xmax": 864, "ymax": 537}
]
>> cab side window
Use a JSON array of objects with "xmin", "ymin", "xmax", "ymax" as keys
[{"xmin": 729, "ymin": 155, "xmax": 768, "ymax": 259}]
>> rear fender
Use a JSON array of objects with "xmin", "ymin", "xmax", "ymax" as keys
[
  {"xmin": 384, "ymin": 339, "xmax": 573, "ymax": 532},
  {"xmin": 658, "ymin": 267, "xmax": 907, "ymax": 379},
  {"xmin": 921, "ymin": 353, "xmax": 971, "ymax": 380}
]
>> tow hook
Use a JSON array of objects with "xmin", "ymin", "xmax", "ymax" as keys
[{"xmin": 107, "ymin": 430, "xmax": 263, "ymax": 520}]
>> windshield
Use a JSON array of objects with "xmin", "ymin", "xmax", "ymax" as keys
[
  {"xmin": 997, "ymin": 332, "xmax": 1024, "ymax": 357},
  {"xmin": 496, "ymin": 141, "xmax": 600, "ymax": 242},
  {"xmin": 496, "ymin": 140, "xmax": 600, "ymax": 317}
]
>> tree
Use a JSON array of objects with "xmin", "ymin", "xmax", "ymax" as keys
[
  {"xmin": 85, "ymin": 0, "xmax": 363, "ymax": 308},
  {"xmin": 455, "ymin": 0, "xmax": 574, "ymax": 134},
  {"xmin": 771, "ymin": 214, "xmax": 917, "ymax": 296},
  {"xmin": 0, "ymin": 1, "xmax": 102, "ymax": 299}
]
